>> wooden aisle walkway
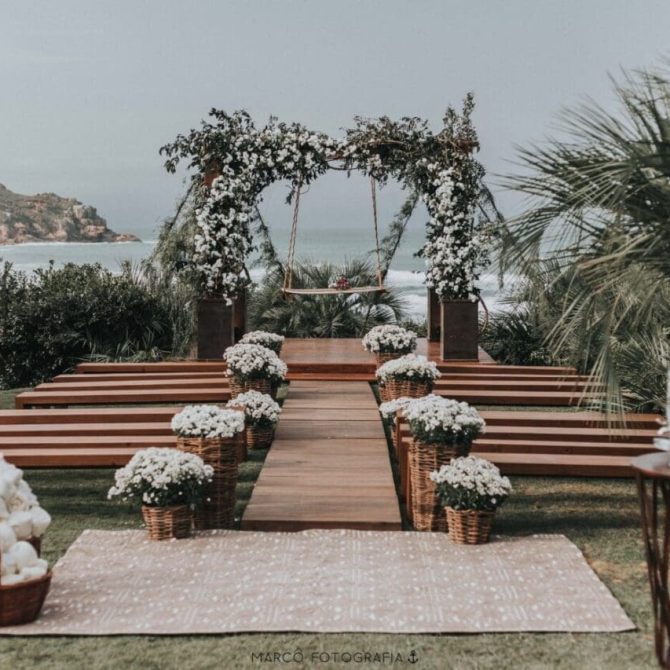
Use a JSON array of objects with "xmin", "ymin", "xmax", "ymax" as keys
[{"xmin": 241, "ymin": 381, "xmax": 402, "ymax": 531}]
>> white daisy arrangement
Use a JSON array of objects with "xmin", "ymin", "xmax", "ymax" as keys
[
  {"xmin": 376, "ymin": 354, "xmax": 441, "ymax": 385},
  {"xmin": 228, "ymin": 390, "xmax": 281, "ymax": 428},
  {"xmin": 430, "ymin": 456, "xmax": 512, "ymax": 512},
  {"xmin": 108, "ymin": 448, "xmax": 214, "ymax": 508},
  {"xmin": 239, "ymin": 330, "xmax": 285, "ymax": 354},
  {"xmin": 162, "ymin": 100, "xmax": 488, "ymax": 305},
  {"xmin": 171, "ymin": 405, "xmax": 245, "ymax": 439},
  {"xmin": 362, "ymin": 325, "xmax": 417, "ymax": 355},
  {"xmin": 223, "ymin": 343, "xmax": 287, "ymax": 383},
  {"xmin": 378, "ymin": 396, "xmax": 415, "ymax": 424},
  {"xmin": 0, "ymin": 457, "xmax": 51, "ymax": 585},
  {"xmin": 404, "ymin": 395, "xmax": 485, "ymax": 445}
]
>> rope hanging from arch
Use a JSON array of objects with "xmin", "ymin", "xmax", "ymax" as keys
[{"xmin": 282, "ymin": 175, "xmax": 387, "ymax": 296}]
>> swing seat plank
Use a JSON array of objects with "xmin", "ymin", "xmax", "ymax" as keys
[{"xmin": 282, "ymin": 286, "xmax": 387, "ymax": 296}]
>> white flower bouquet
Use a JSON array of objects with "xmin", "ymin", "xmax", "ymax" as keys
[
  {"xmin": 108, "ymin": 448, "xmax": 213, "ymax": 508},
  {"xmin": 171, "ymin": 405, "xmax": 245, "ymax": 439},
  {"xmin": 363, "ymin": 325, "xmax": 417, "ymax": 355},
  {"xmin": 378, "ymin": 396, "xmax": 415, "ymax": 423},
  {"xmin": 0, "ymin": 457, "xmax": 51, "ymax": 586},
  {"xmin": 431, "ymin": 456, "xmax": 512, "ymax": 512},
  {"xmin": 223, "ymin": 343, "xmax": 288, "ymax": 383},
  {"xmin": 239, "ymin": 330, "xmax": 285, "ymax": 354},
  {"xmin": 376, "ymin": 354, "xmax": 440, "ymax": 385},
  {"xmin": 228, "ymin": 390, "xmax": 281, "ymax": 428},
  {"xmin": 404, "ymin": 395, "xmax": 484, "ymax": 445}
]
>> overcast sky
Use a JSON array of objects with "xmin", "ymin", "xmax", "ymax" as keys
[{"xmin": 1, "ymin": 0, "xmax": 669, "ymax": 240}]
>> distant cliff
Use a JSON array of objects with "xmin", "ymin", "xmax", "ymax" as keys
[{"xmin": 0, "ymin": 183, "xmax": 140, "ymax": 244}]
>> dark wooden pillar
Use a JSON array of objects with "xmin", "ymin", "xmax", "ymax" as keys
[
  {"xmin": 197, "ymin": 298, "xmax": 234, "ymax": 359},
  {"xmin": 233, "ymin": 290, "xmax": 247, "ymax": 343},
  {"xmin": 440, "ymin": 300, "xmax": 479, "ymax": 360},
  {"xmin": 427, "ymin": 288, "xmax": 441, "ymax": 342}
]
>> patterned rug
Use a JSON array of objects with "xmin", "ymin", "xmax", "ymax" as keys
[{"xmin": 1, "ymin": 529, "xmax": 634, "ymax": 635}]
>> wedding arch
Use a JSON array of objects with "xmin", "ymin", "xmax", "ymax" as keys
[{"xmin": 160, "ymin": 95, "xmax": 492, "ymax": 358}]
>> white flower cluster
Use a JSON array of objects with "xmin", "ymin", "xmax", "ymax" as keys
[
  {"xmin": 171, "ymin": 405, "xmax": 245, "ymax": 438},
  {"xmin": 362, "ymin": 325, "xmax": 417, "ymax": 354},
  {"xmin": 108, "ymin": 448, "xmax": 214, "ymax": 507},
  {"xmin": 378, "ymin": 396, "xmax": 415, "ymax": 419},
  {"xmin": 404, "ymin": 394, "xmax": 485, "ymax": 443},
  {"xmin": 194, "ymin": 174, "xmax": 255, "ymax": 303},
  {"xmin": 239, "ymin": 330, "xmax": 285, "ymax": 353},
  {"xmin": 186, "ymin": 112, "xmax": 340, "ymax": 302},
  {"xmin": 224, "ymin": 343, "xmax": 288, "ymax": 382},
  {"xmin": 0, "ymin": 457, "xmax": 51, "ymax": 585},
  {"xmin": 228, "ymin": 390, "xmax": 281, "ymax": 427},
  {"xmin": 376, "ymin": 354, "xmax": 441, "ymax": 384},
  {"xmin": 430, "ymin": 456, "xmax": 512, "ymax": 511},
  {"xmin": 419, "ymin": 159, "xmax": 486, "ymax": 300}
]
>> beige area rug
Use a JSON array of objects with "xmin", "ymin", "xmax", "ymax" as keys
[{"xmin": 1, "ymin": 529, "xmax": 633, "ymax": 635}]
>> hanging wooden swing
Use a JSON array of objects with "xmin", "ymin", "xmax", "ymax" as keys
[{"xmin": 282, "ymin": 175, "xmax": 387, "ymax": 296}]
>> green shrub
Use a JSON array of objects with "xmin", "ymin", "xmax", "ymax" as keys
[{"xmin": 0, "ymin": 261, "xmax": 194, "ymax": 389}]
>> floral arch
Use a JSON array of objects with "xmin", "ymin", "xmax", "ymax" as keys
[{"xmin": 160, "ymin": 94, "xmax": 491, "ymax": 306}]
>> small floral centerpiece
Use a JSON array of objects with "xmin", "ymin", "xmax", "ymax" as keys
[
  {"xmin": 223, "ymin": 343, "xmax": 288, "ymax": 397},
  {"xmin": 171, "ymin": 405, "xmax": 245, "ymax": 440},
  {"xmin": 328, "ymin": 275, "xmax": 351, "ymax": 290},
  {"xmin": 108, "ymin": 448, "xmax": 213, "ymax": 541},
  {"xmin": 376, "ymin": 354, "xmax": 440, "ymax": 401},
  {"xmin": 228, "ymin": 390, "xmax": 281, "ymax": 449},
  {"xmin": 239, "ymin": 330, "xmax": 285, "ymax": 355},
  {"xmin": 403, "ymin": 396, "xmax": 485, "ymax": 532},
  {"xmin": 363, "ymin": 325, "xmax": 417, "ymax": 366},
  {"xmin": 431, "ymin": 456, "xmax": 512, "ymax": 544},
  {"xmin": 404, "ymin": 396, "xmax": 485, "ymax": 449}
]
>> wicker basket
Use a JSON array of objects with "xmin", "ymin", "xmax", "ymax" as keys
[
  {"xmin": 378, "ymin": 384, "xmax": 391, "ymax": 402},
  {"xmin": 374, "ymin": 351, "xmax": 400, "ymax": 367},
  {"xmin": 142, "ymin": 505, "xmax": 192, "ymax": 541},
  {"xmin": 0, "ymin": 569, "xmax": 52, "ymax": 627},
  {"xmin": 409, "ymin": 439, "xmax": 470, "ymax": 532},
  {"xmin": 229, "ymin": 376, "xmax": 274, "ymax": 398},
  {"xmin": 446, "ymin": 508, "xmax": 495, "ymax": 544},
  {"xmin": 176, "ymin": 436, "xmax": 239, "ymax": 529},
  {"xmin": 383, "ymin": 379, "xmax": 433, "ymax": 401},
  {"xmin": 247, "ymin": 425, "xmax": 275, "ymax": 449}
]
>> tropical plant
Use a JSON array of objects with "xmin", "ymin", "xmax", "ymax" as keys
[
  {"xmin": 500, "ymin": 64, "xmax": 670, "ymax": 413},
  {"xmin": 0, "ymin": 261, "xmax": 194, "ymax": 389},
  {"xmin": 248, "ymin": 259, "xmax": 408, "ymax": 338}
]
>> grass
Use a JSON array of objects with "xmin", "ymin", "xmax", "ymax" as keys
[{"xmin": 0, "ymin": 389, "xmax": 658, "ymax": 669}]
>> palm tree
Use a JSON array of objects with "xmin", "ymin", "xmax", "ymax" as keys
[
  {"xmin": 501, "ymin": 64, "xmax": 670, "ymax": 413},
  {"xmin": 249, "ymin": 259, "xmax": 407, "ymax": 337}
]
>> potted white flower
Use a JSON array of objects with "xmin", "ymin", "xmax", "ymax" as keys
[
  {"xmin": 431, "ymin": 456, "xmax": 512, "ymax": 544},
  {"xmin": 223, "ymin": 343, "xmax": 288, "ymax": 398},
  {"xmin": 376, "ymin": 354, "xmax": 440, "ymax": 401},
  {"xmin": 228, "ymin": 390, "xmax": 281, "ymax": 449},
  {"xmin": 363, "ymin": 325, "xmax": 417, "ymax": 366},
  {"xmin": 378, "ymin": 396, "xmax": 414, "ymax": 450},
  {"xmin": 0, "ymin": 458, "xmax": 52, "ymax": 627},
  {"xmin": 171, "ymin": 405, "xmax": 245, "ymax": 529},
  {"xmin": 239, "ymin": 330, "xmax": 285, "ymax": 355},
  {"xmin": 404, "ymin": 396, "xmax": 485, "ymax": 531},
  {"xmin": 108, "ymin": 448, "xmax": 213, "ymax": 541}
]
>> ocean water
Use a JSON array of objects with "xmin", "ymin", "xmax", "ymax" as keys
[{"xmin": 0, "ymin": 236, "xmax": 506, "ymax": 319}]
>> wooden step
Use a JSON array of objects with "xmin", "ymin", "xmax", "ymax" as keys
[
  {"xmin": 0, "ymin": 435, "xmax": 177, "ymax": 449},
  {"xmin": 478, "ymin": 452, "xmax": 636, "ymax": 477},
  {"xmin": 433, "ymin": 389, "xmax": 590, "ymax": 406},
  {"xmin": 436, "ymin": 363, "xmax": 577, "ymax": 376},
  {"xmin": 434, "ymin": 379, "xmax": 592, "ymax": 392},
  {"xmin": 472, "ymin": 438, "xmax": 656, "ymax": 457},
  {"xmin": 37, "ymin": 377, "xmax": 229, "ymax": 392},
  {"xmin": 0, "ymin": 447, "xmax": 138, "ymax": 467},
  {"xmin": 52, "ymin": 372, "xmax": 228, "ymax": 383},
  {"xmin": 75, "ymin": 361, "xmax": 228, "ymax": 373},
  {"xmin": 15, "ymin": 387, "xmax": 231, "ymax": 408},
  {"xmin": 0, "ymin": 407, "xmax": 185, "ymax": 424}
]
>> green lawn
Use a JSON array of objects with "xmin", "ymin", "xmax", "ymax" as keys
[{"xmin": 0, "ymin": 389, "xmax": 657, "ymax": 669}]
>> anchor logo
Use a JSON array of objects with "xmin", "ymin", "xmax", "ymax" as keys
[{"xmin": 408, "ymin": 649, "xmax": 419, "ymax": 664}]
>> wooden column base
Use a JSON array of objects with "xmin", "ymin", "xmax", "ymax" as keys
[
  {"xmin": 440, "ymin": 299, "xmax": 478, "ymax": 360},
  {"xmin": 197, "ymin": 299, "xmax": 234, "ymax": 359}
]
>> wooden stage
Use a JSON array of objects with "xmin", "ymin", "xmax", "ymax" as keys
[{"xmin": 0, "ymin": 336, "xmax": 661, "ymax": 530}]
